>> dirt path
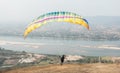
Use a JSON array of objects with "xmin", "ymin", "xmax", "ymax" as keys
[{"xmin": 3, "ymin": 63, "xmax": 120, "ymax": 73}]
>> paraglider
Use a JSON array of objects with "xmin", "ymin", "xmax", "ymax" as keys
[{"xmin": 24, "ymin": 11, "xmax": 89, "ymax": 38}]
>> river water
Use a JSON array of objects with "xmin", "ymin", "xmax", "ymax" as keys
[{"xmin": 0, "ymin": 36, "xmax": 120, "ymax": 56}]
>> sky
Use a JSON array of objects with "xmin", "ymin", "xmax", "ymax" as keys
[{"xmin": 0, "ymin": 0, "xmax": 120, "ymax": 23}]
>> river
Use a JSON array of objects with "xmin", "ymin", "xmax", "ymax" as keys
[{"xmin": 0, "ymin": 36, "xmax": 120, "ymax": 56}]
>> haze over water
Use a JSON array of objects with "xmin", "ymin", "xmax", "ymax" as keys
[
  {"xmin": 0, "ymin": 35, "xmax": 120, "ymax": 56},
  {"xmin": 0, "ymin": 0, "xmax": 120, "ymax": 56}
]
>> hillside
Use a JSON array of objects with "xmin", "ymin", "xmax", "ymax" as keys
[
  {"xmin": 3, "ymin": 63, "xmax": 120, "ymax": 73},
  {"xmin": 1, "ymin": 48, "xmax": 120, "ymax": 73}
]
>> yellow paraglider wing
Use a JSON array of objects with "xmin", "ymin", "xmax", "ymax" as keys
[{"xmin": 24, "ymin": 12, "xmax": 89, "ymax": 38}]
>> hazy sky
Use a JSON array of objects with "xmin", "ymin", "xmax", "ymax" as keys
[{"xmin": 0, "ymin": 0, "xmax": 120, "ymax": 23}]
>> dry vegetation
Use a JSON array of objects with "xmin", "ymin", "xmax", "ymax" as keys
[{"xmin": 2, "ymin": 63, "xmax": 120, "ymax": 73}]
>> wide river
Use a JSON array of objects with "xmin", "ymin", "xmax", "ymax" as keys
[{"xmin": 0, "ymin": 36, "xmax": 120, "ymax": 56}]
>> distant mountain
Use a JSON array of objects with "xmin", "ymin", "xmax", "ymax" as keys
[{"xmin": 0, "ymin": 16, "xmax": 120, "ymax": 40}]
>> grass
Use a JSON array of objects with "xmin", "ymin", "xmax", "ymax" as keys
[{"xmin": 2, "ymin": 63, "xmax": 120, "ymax": 73}]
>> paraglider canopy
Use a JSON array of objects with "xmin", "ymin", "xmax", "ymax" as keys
[{"xmin": 24, "ymin": 11, "xmax": 89, "ymax": 38}]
